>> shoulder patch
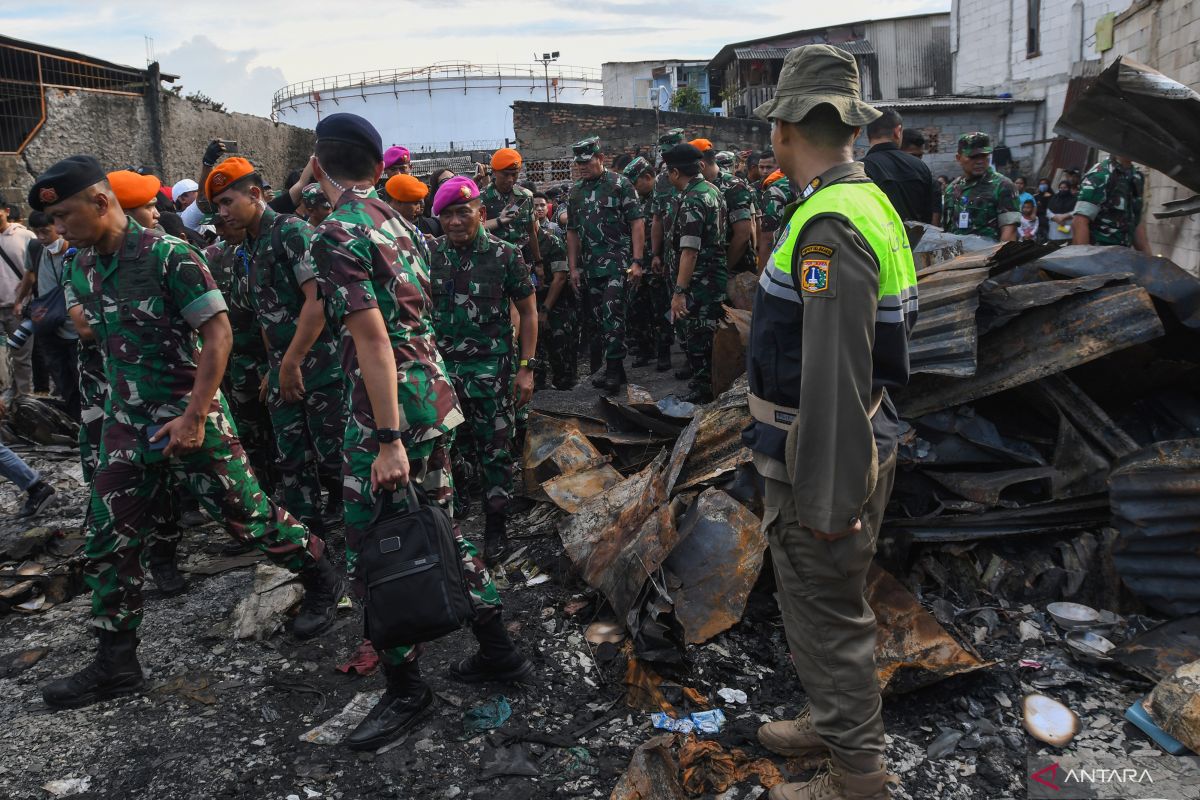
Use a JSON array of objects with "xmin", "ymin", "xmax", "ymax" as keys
[
  {"xmin": 799, "ymin": 244, "xmax": 833, "ymax": 294},
  {"xmin": 179, "ymin": 261, "xmax": 204, "ymax": 287}
]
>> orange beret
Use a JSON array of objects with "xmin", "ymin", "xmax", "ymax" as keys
[
  {"xmin": 385, "ymin": 174, "xmax": 429, "ymax": 202},
  {"xmin": 689, "ymin": 138, "xmax": 713, "ymax": 152},
  {"xmin": 107, "ymin": 170, "xmax": 161, "ymax": 210},
  {"xmin": 205, "ymin": 156, "xmax": 256, "ymax": 200},
  {"xmin": 491, "ymin": 148, "xmax": 522, "ymax": 171},
  {"xmin": 763, "ymin": 169, "xmax": 786, "ymax": 188}
]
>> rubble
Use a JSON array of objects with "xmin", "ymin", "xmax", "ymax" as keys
[
  {"xmin": 1146, "ymin": 659, "xmax": 1200, "ymax": 754},
  {"xmin": 1021, "ymin": 694, "xmax": 1079, "ymax": 747}
]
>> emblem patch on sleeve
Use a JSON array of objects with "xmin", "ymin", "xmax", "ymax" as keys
[{"xmin": 799, "ymin": 244, "xmax": 833, "ymax": 294}]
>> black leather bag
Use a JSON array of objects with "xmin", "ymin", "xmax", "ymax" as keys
[{"xmin": 356, "ymin": 484, "xmax": 475, "ymax": 649}]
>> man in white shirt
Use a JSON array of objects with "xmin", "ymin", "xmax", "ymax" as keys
[{"xmin": 0, "ymin": 197, "xmax": 36, "ymax": 394}]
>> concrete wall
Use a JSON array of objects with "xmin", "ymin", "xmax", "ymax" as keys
[
  {"xmin": 1105, "ymin": 0, "xmax": 1200, "ymax": 275},
  {"xmin": 1, "ymin": 88, "xmax": 314, "ymax": 216},
  {"xmin": 512, "ymin": 101, "xmax": 770, "ymax": 161}
]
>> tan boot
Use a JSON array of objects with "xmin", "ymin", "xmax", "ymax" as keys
[
  {"xmin": 758, "ymin": 706, "xmax": 827, "ymax": 757},
  {"xmin": 768, "ymin": 760, "xmax": 899, "ymax": 800}
]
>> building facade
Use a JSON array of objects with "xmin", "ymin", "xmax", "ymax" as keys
[{"xmin": 601, "ymin": 60, "xmax": 712, "ymax": 111}]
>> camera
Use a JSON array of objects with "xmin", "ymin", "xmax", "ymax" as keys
[{"xmin": 7, "ymin": 319, "xmax": 33, "ymax": 349}]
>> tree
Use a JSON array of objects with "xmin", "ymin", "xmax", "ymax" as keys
[{"xmin": 670, "ymin": 86, "xmax": 706, "ymax": 115}]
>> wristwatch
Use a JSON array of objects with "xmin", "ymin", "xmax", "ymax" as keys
[
  {"xmin": 374, "ymin": 428, "xmax": 403, "ymax": 443},
  {"xmin": 673, "ymin": 285, "xmax": 689, "ymax": 295},
  {"xmin": 519, "ymin": 358, "xmax": 541, "ymax": 371}
]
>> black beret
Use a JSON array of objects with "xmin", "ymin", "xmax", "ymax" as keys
[
  {"xmin": 663, "ymin": 143, "xmax": 703, "ymax": 168},
  {"xmin": 28, "ymin": 155, "xmax": 105, "ymax": 211},
  {"xmin": 315, "ymin": 113, "xmax": 383, "ymax": 162}
]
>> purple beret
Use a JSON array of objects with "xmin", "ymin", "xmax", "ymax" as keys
[
  {"xmin": 383, "ymin": 146, "xmax": 410, "ymax": 168},
  {"xmin": 432, "ymin": 176, "xmax": 480, "ymax": 216}
]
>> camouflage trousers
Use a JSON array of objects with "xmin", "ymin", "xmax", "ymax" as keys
[
  {"xmin": 86, "ymin": 409, "xmax": 322, "ymax": 631},
  {"xmin": 224, "ymin": 353, "xmax": 275, "ymax": 496},
  {"xmin": 626, "ymin": 274, "xmax": 673, "ymax": 357},
  {"xmin": 675, "ymin": 293, "xmax": 726, "ymax": 393},
  {"xmin": 536, "ymin": 299, "xmax": 579, "ymax": 389},
  {"xmin": 585, "ymin": 271, "xmax": 628, "ymax": 361},
  {"xmin": 267, "ymin": 375, "xmax": 346, "ymax": 529},
  {"xmin": 446, "ymin": 360, "xmax": 516, "ymax": 516},
  {"xmin": 342, "ymin": 428, "xmax": 501, "ymax": 665}
]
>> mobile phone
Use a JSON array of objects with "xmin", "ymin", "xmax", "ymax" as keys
[
  {"xmin": 147, "ymin": 423, "xmax": 169, "ymax": 451},
  {"xmin": 218, "ymin": 139, "xmax": 239, "ymax": 153}
]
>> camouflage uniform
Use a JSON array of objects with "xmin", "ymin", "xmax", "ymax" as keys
[
  {"xmin": 670, "ymin": 174, "xmax": 728, "ymax": 392},
  {"xmin": 307, "ymin": 187, "xmax": 497, "ymax": 666},
  {"xmin": 204, "ymin": 239, "xmax": 274, "ymax": 492},
  {"xmin": 1074, "ymin": 156, "xmax": 1145, "ymax": 247},
  {"xmin": 760, "ymin": 176, "xmax": 798, "ymax": 243},
  {"xmin": 243, "ymin": 208, "xmax": 346, "ymax": 529},
  {"xmin": 481, "ymin": 183, "xmax": 536, "ymax": 251},
  {"xmin": 716, "ymin": 170, "xmax": 758, "ymax": 274},
  {"xmin": 626, "ymin": 176, "xmax": 673, "ymax": 360},
  {"xmin": 63, "ymin": 217, "xmax": 322, "ymax": 632},
  {"xmin": 397, "ymin": 214, "xmax": 432, "ymax": 265},
  {"xmin": 942, "ymin": 167, "xmax": 1020, "ymax": 240},
  {"xmin": 533, "ymin": 220, "xmax": 577, "ymax": 389},
  {"xmin": 429, "ymin": 228, "xmax": 534, "ymax": 517},
  {"xmin": 567, "ymin": 168, "xmax": 644, "ymax": 361}
]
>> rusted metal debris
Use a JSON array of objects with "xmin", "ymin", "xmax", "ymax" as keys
[
  {"xmin": 1109, "ymin": 439, "xmax": 1200, "ymax": 617},
  {"xmin": 867, "ymin": 564, "xmax": 990, "ymax": 694},
  {"xmin": 663, "ymin": 488, "xmax": 766, "ymax": 644},
  {"xmin": 610, "ymin": 735, "xmax": 686, "ymax": 800},
  {"xmin": 712, "ymin": 307, "xmax": 751, "ymax": 396},
  {"xmin": 671, "ymin": 379, "xmax": 752, "ymax": 494},
  {"xmin": 522, "ymin": 412, "xmax": 628, "ymax": 512},
  {"xmin": 907, "ymin": 264, "xmax": 988, "ymax": 377},
  {"xmin": 1111, "ymin": 615, "xmax": 1200, "ymax": 683}
]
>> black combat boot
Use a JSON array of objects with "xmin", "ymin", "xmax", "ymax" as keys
[
  {"xmin": 221, "ymin": 538, "xmax": 254, "ymax": 557},
  {"xmin": 603, "ymin": 359, "xmax": 627, "ymax": 394},
  {"xmin": 632, "ymin": 345, "xmax": 652, "ymax": 368},
  {"xmin": 148, "ymin": 538, "xmax": 187, "ymax": 597},
  {"xmin": 293, "ymin": 554, "xmax": 345, "ymax": 639},
  {"xmin": 449, "ymin": 611, "xmax": 534, "ymax": 684},
  {"xmin": 321, "ymin": 478, "xmax": 345, "ymax": 532},
  {"xmin": 43, "ymin": 629, "xmax": 145, "ymax": 709},
  {"xmin": 589, "ymin": 340, "xmax": 604, "ymax": 375},
  {"xmin": 674, "ymin": 365, "xmax": 694, "ymax": 381},
  {"xmin": 656, "ymin": 341, "xmax": 672, "ymax": 372},
  {"xmin": 483, "ymin": 512, "xmax": 509, "ymax": 566},
  {"xmin": 344, "ymin": 659, "xmax": 434, "ymax": 751}
]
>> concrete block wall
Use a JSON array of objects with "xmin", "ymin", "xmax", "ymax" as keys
[{"xmin": 512, "ymin": 101, "xmax": 772, "ymax": 161}]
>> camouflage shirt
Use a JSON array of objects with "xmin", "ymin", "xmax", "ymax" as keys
[
  {"xmin": 481, "ymin": 183, "xmax": 535, "ymax": 251},
  {"xmin": 942, "ymin": 167, "xmax": 1020, "ymax": 240},
  {"xmin": 652, "ymin": 170, "xmax": 680, "ymax": 238},
  {"xmin": 429, "ymin": 226, "xmax": 534, "ymax": 362},
  {"xmin": 308, "ymin": 188, "xmax": 462, "ymax": 445},
  {"xmin": 63, "ymin": 217, "xmax": 228, "ymax": 433},
  {"xmin": 567, "ymin": 168, "xmax": 643, "ymax": 277},
  {"xmin": 534, "ymin": 222, "xmax": 572, "ymax": 306},
  {"xmin": 672, "ymin": 175, "xmax": 728, "ymax": 298},
  {"xmin": 204, "ymin": 239, "xmax": 267, "ymax": 365},
  {"xmin": 244, "ymin": 207, "xmax": 340, "ymax": 387},
  {"xmin": 397, "ymin": 214, "xmax": 432, "ymax": 267},
  {"xmin": 760, "ymin": 176, "xmax": 797, "ymax": 237},
  {"xmin": 716, "ymin": 170, "xmax": 757, "ymax": 273},
  {"xmin": 1074, "ymin": 156, "xmax": 1145, "ymax": 247}
]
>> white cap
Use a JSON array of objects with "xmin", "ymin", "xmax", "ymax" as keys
[{"xmin": 171, "ymin": 178, "xmax": 199, "ymax": 197}]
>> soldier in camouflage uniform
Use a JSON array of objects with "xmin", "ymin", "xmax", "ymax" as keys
[
  {"xmin": 665, "ymin": 144, "xmax": 728, "ymax": 403},
  {"xmin": 650, "ymin": 129, "xmax": 686, "ymax": 375},
  {"xmin": 532, "ymin": 191, "xmax": 577, "ymax": 389},
  {"xmin": 623, "ymin": 156, "xmax": 673, "ymax": 371},
  {"xmin": 429, "ymin": 176, "xmax": 538, "ymax": 564},
  {"xmin": 758, "ymin": 168, "xmax": 799, "ymax": 268},
  {"xmin": 207, "ymin": 158, "xmax": 346, "ymax": 538},
  {"xmin": 941, "ymin": 132, "xmax": 1019, "ymax": 241},
  {"xmin": 481, "ymin": 148, "xmax": 540, "ymax": 266},
  {"xmin": 383, "ymin": 174, "xmax": 434, "ymax": 264},
  {"xmin": 567, "ymin": 136, "xmax": 646, "ymax": 393},
  {"xmin": 1072, "ymin": 154, "xmax": 1150, "ymax": 252},
  {"xmin": 304, "ymin": 114, "xmax": 530, "ymax": 752},
  {"xmin": 32, "ymin": 155, "xmax": 343, "ymax": 710},
  {"xmin": 713, "ymin": 151, "xmax": 758, "ymax": 280}
]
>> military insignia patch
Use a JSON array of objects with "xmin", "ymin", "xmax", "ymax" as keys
[
  {"xmin": 800, "ymin": 259, "xmax": 829, "ymax": 293},
  {"xmin": 39, "ymin": 187, "xmax": 59, "ymax": 204},
  {"xmin": 211, "ymin": 173, "xmax": 230, "ymax": 189}
]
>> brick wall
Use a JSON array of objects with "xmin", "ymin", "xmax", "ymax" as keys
[
  {"xmin": 1106, "ymin": 0, "xmax": 1200, "ymax": 276},
  {"xmin": 512, "ymin": 101, "xmax": 772, "ymax": 161}
]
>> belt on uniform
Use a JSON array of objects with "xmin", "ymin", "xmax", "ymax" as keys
[{"xmin": 748, "ymin": 390, "xmax": 884, "ymax": 432}]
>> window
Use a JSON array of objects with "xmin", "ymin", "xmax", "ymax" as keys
[{"xmin": 1027, "ymin": 0, "xmax": 1041, "ymax": 57}]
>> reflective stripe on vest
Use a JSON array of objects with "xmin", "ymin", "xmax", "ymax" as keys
[{"xmin": 756, "ymin": 181, "xmax": 918, "ymax": 325}]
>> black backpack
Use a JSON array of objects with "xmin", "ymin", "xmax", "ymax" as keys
[{"xmin": 355, "ymin": 484, "xmax": 476, "ymax": 649}]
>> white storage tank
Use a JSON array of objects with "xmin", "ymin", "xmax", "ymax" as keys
[{"xmin": 272, "ymin": 61, "xmax": 603, "ymax": 154}]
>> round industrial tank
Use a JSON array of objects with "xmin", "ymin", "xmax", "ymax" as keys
[{"xmin": 272, "ymin": 62, "xmax": 603, "ymax": 154}]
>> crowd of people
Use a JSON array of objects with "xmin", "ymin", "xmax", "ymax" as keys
[{"xmin": 0, "ymin": 38, "xmax": 1158, "ymax": 800}]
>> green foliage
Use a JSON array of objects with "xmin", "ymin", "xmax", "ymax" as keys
[{"xmin": 670, "ymin": 86, "xmax": 706, "ymax": 115}]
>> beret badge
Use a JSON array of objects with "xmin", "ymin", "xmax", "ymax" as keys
[{"xmin": 39, "ymin": 187, "xmax": 58, "ymax": 204}]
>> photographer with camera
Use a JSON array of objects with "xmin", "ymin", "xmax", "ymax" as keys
[{"xmin": 0, "ymin": 196, "xmax": 37, "ymax": 395}]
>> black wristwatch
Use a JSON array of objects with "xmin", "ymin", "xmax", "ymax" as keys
[
  {"xmin": 673, "ymin": 285, "xmax": 689, "ymax": 295},
  {"xmin": 519, "ymin": 358, "xmax": 541, "ymax": 371},
  {"xmin": 374, "ymin": 428, "xmax": 403, "ymax": 443}
]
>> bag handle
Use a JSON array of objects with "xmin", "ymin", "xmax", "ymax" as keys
[{"xmin": 367, "ymin": 481, "xmax": 422, "ymax": 528}]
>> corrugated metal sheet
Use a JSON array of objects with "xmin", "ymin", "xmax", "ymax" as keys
[
  {"xmin": 1110, "ymin": 439, "xmax": 1200, "ymax": 617},
  {"xmin": 833, "ymin": 39, "xmax": 875, "ymax": 56},
  {"xmin": 732, "ymin": 47, "xmax": 791, "ymax": 60},
  {"xmin": 877, "ymin": 96, "xmax": 1020, "ymax": 110}
]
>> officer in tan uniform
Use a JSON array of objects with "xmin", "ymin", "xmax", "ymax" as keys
[{"xmin": 745, "ymin": 46, "xmax": 918, "ymax": 800}]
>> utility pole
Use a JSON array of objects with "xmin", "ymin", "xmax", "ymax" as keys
[{"xmin": 535, "ymin": 51, "xmax": 560, "ymax": 103}]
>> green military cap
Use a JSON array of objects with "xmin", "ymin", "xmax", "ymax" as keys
[
  {"xmin": 657, "ymin": 128, "xmax": 686, "ymax": 148},
  {"xmin": 957, "ymin": 132, "xmax": 993, "ymax": 156},
  {"xmin": 754, "ymin": 44, "xmax": 881, "ymax": 127},
  {"xmin": 200, "ymin": 211, "xmax": 217, "ymax": 226},
  {"xmin": 715, "ymin": 150, "xmax": 736, "ymax": 168},
  {"xmin": 301, "ymin": 181, "xmax": 330, "ymax": 206},
  {"xmin": 573, "ymin": 136, "xmax": 601, "ymax": 163},
  {"xmin": 622, "ymin": 156, "xmax": 653, "ymax": 180}
]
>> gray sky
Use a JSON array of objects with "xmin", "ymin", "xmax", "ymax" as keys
[{"xmin": 6, "ymin": 1, "xmax": 948, "ymax": 116}]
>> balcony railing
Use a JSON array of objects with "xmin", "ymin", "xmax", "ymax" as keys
[{"xmin": 724, "ymin": 85, "xmax": 776, "ymax": 118}]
